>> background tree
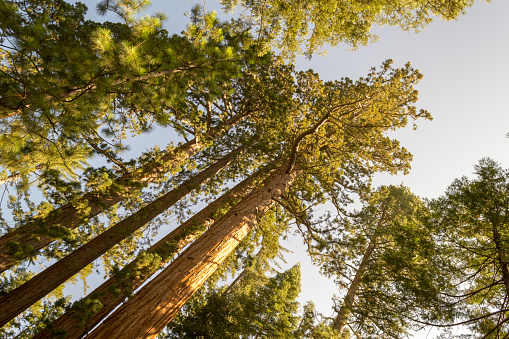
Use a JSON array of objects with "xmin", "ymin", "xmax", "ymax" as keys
[
  {"xmin": 428, "ymin": 158, "xmax": 509, "ymax": 338},
  {"xmin": 162, "ymin": 263, "xmax": 302, "ymax": 338},
  {"xmin": 163, "ymin": 264, "xmax": 340, "ymax": 338},
  {"xmin": 307, "ymin": 185, "xmax": 452, "ymax": 338}
]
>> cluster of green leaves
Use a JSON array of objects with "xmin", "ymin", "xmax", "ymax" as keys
[
  {"xmin": 222, "ymin": 0, "xmax": 475, "ymax": 58},
  {"xmin": 429, "ymin": 158, "xmax": 509, "ymax": 338},
  {"xmin": 0, "ymin": 0, "xmax": 257, "ymax": 186},
  {"xmin": 163, "ymin": 265, "xmax": 302, "ymax": 338}
]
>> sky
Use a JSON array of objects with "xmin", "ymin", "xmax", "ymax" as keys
[{"xmin": 58, "ymin": 0, "xmax": 509, "ymax": 336}]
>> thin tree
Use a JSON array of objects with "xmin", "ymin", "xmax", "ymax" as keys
[{"xmin": 310, "ymin": 186, "xmax": 450, "ymax": 337}]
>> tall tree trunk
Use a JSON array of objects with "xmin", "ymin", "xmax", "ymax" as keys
[
  {"xmin": 87, "ymin": 162, "xmax": 300, "ymax": 339},
  {"xmin": 0, "ymin": 115, "xmax": 244, "ymax": 273},
  {"xmin": 332, "ymin": 241, "xmax": 376, "ymax": 334},
  {"xmin": 31, "ymin": 164, "xmax": 275, "ymax": 339},
  {"xmin": 0, "ymin": 147, "xmax": 243, "ymax": 327}
]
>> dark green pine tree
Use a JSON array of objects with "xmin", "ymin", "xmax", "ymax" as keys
[
  {"xmin": 162, "ymin": 264, "xmax": 302, "ymax": 338},
  {"xmin": 0, "ymin": 0, "xmax": 254, "ymax": 185},
  {"xmin": 428, "ymin": 158, "xmax": 509, "ymax": 338},
  {"xmin": 306, "ymin": 185, "xmax": 452, "ymax": 338}
]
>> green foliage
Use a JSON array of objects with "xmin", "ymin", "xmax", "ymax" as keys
[
  {"xmin": 162, "ymin": 265, "xmax": 302, "ymax": 338},
  {"xmin": 68, "ymin": 294, "xmax": 104, "ymax": 328},
  {"xmin": 0, "ymin": 267, "xmax": 69, "ymax": 338},
  {"xmin": 1, "ymin": 297, "xmax": 69, "ymax": 339},
  {"xmin": 309, "ymin": 186, "xmax": 451, "ymax": 337},
  {"xmin": 222, "ymin": 0, "xmax": 476, "ymax": 58},
  {"xmin": 429, "ymin": 158, "xmax": 509, "ymax": 337},
  {"xmin": 293, "ymin": 301, "xmax": 341, "ymax": 339},
  {"xmin": 6, "ymin": 241, "xmax": 37, "ymax": 262},
  {"xmin": 0, "ymin": 0, "xmax": 258, "ymax": 185}
]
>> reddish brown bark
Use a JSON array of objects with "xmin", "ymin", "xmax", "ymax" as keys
[
  {"xmin": 87, "ymin": 162, "xmax": 300, "ymax": 339},
  {"xmin": 0, "ymin": 148, "xmax": 243, "ymax": 327},
  {"xmin": 31, "ymin": 164, "xmax": 275, "ymax": 339},
  {"xmin": 0, "ymin": 116, "xmax": 244, "ymax": 274}
]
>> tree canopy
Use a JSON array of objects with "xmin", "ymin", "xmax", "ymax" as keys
[
  {"xmin": 428, "ymin": 158, "xmax": 509, "ymax": 338},
  {"xmin": 0, "ymin": 0, "xmax": 499, "ymax": 338},
  {"xmin": 221, "ymin": 0, "xmax": 476, "ymax": 58}
]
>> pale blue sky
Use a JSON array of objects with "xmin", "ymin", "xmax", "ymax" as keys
[{"xmin": 77, "ymin": 0, "xmax": 509, "ymax": 336}]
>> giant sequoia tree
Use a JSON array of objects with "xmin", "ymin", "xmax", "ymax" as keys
[{"xmin": 84, "ymin": 60, "xmax": 430, "ymax": 338}]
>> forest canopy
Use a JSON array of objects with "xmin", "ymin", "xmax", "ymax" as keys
[{"xmin": 1, "ymin": 0, "xmax": 505, "ymax": 338}]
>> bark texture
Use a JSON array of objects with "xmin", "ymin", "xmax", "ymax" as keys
[
  {"xmin": 87, "ymin": 162, "xmax": 299, "ymax": 339},
  {"xmin": 32, "ymin": 164, "xmax": 274, "ymax": 339},
  {"xmin": 0, "ymin": 148, "xmax": 242, "ymax": 327}
]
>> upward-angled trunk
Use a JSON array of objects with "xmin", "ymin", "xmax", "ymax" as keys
[
  {"xmin": 333, "ymin": 206, "xmax": 389, "ymax": 334},
  {"xmin": 87, "ymin": 161, "xmax": 300, "ymax": 339},
  {"xmin": 332, "ymin": 240, "xmax": 376, "ymax": 334},
  {"xmin": 31, "ymin": 163, "xmax": 275, "ymax": 339},
  {"xmin": 0, "ymin": 147, "xmax": 243, "ymax": 327},
  {"xmin": 0, "ymin": 115, "xmax": 244, "ymax": 273}
]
